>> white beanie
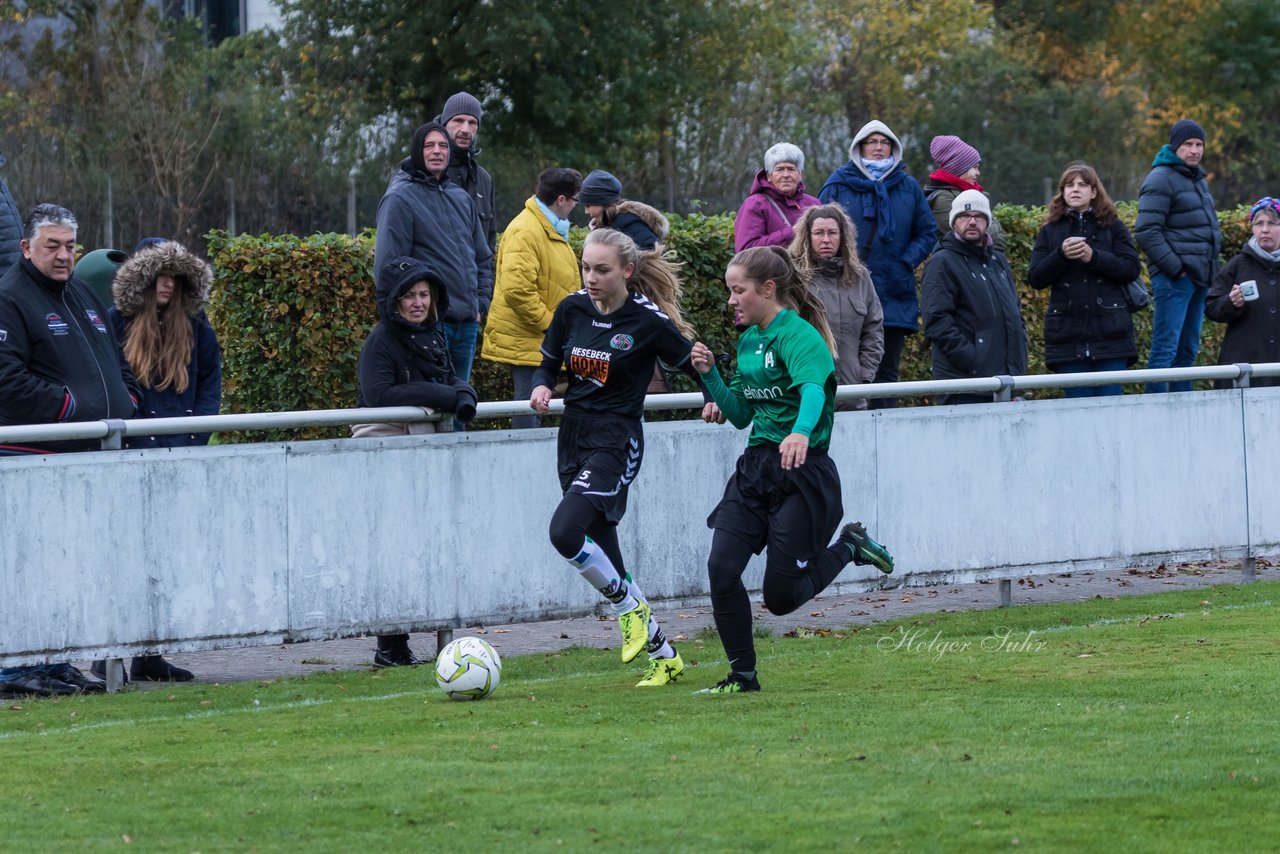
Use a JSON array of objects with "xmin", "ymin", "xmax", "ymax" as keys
[{"xmin": 949, "ymin": 189, "xmax": 991, "ymax": 227}]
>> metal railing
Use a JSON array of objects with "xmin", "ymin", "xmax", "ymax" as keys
[{"xmin": 1, "ymin": 363, "xmax": 1278, "ymax": 449}]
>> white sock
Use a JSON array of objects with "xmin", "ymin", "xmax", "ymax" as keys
[
  {"xmin": 568, "ymin": 537, "xmax": 638, "ymax": 613},
  {"xmin": 646, "ymin": 614, "xmax": 674, "ymax": 659}
]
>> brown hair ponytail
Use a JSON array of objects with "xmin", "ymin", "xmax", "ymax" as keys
[{"xmin": 728, "ymin": 246, "xmax": 838, "ymax": 357}]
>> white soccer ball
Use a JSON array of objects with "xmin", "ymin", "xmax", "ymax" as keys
[{"xmin": 434, "ymin": 637, "xmax": 502, "ymax": 701}]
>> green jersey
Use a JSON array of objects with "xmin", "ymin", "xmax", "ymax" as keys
[{"xmin": 727, "ymin": 309, "xmax": 836, "ymax": 449}]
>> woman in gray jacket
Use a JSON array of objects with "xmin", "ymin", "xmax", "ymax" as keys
[{"xmin": 789, "ymin": 204, "xmax": 884, "ymax": 410}]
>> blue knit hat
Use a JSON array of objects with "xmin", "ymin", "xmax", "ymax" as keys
[
  {"xmin": 1169, "ymin": 119, "xmax": 1206, "ymax": 150},
  {"xmin": 579, "ymin": 170, "xmax": 623, "ymax": 205}
]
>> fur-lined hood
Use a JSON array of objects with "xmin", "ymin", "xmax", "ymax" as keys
[
  {"xmin": 111, "ymin": 242, "xmax": 213, "ymax": 317},
  {"xmin": 614, "ymin": 200, "xmax": 669, "ymax": 240}
]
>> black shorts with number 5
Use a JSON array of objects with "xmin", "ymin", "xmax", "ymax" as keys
[{"xmin": 557, "ymin": 412, "xmax": 645, "ymax": 524}]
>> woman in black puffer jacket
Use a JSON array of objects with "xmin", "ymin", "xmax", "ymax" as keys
[{"xmin": 1027, "ymin": 163, "xmax": 1142, "ymax": 397}]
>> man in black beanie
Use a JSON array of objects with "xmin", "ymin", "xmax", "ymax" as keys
[
  {"xmin": 437, "ymin": 92, "xmax": 497, "ymax": 262},
  {"xmin": 1135, "ymin": 118, "xmax": 1221, "ymax": 393}
]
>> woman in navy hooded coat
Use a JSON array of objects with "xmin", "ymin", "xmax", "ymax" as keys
[{"xmin": 819, "ymin": 120, "xmax": 936, "ymax": 407}]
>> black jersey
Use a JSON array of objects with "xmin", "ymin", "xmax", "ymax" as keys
[{"xmin": 536, "ymin": 289, "xmax": 693, "ymax": 419}]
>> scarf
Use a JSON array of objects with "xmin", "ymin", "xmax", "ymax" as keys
[
  {"xmin": 536, "ymin": 198, "xmax": 571, "ymax": 240},
  {"xmin": 1248, "ymin": 236, "xmax": 1280, "ymax": 264},
  {"xmin": 395, "ymin": 322, "xmax": 453, "ymax": 384},
  {"xmin": 862, "ymin": 156, "xmax": 896, "ymax": 181},
  {"xmin": 928, "ymin": 169, "xmax": 983, "ymax": 192}
]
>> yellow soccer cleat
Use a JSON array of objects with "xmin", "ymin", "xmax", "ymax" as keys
[
  {"xmin": 636, "ymin": 651, "xmax": 685, "ymax": 687},
  {"xmin": 617, "ymin": 600, "xmax": 652, "ymax": 663}
]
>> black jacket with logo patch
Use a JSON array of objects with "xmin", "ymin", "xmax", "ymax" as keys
[{"xmin": 0, "ymin": 258, "xmax": 140, "ymax": 453}]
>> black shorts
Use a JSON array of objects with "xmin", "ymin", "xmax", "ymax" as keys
[
  {"xmin": 707, "ymin": 443, "xmax": 844, "ymax": 559},
  {"xmin": 557, "ymin": 412, "xmax": 644, "ymax": 524}
]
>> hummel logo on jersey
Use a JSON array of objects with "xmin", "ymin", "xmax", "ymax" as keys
[
  {"xmin": 632, "ymin": 292, "xmax": 670, "ymax": 319},
  {"xmin": 796, "ymin": 559, "xmax": 809, "ymax": 569},
  {"xmin": 591, "ymin": 319, "xmax": 613, "ymax": 329}
]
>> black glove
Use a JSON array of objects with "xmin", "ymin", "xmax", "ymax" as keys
[{"xmin": 454, "ymin": 385, "xmax": 478, "ymax": 424}]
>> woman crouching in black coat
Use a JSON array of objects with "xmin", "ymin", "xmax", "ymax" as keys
[
  {"xmin": 356, "ymin": 255, "xmax": 478, "ymax": 667},
  {"xmin": 1027, "ymin": 162, "xmax": 1141, "ymax": 397}
]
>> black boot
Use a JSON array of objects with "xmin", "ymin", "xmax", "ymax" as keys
[
  {"xmin": 90, "ymin": 659, "xmax": 129, "ymax": 685},
  {"xmin": 373, "ymin": 634, "xmax": 421, "ymax": 667},
  {"xmin": 130, "ymin": 655, "xmax": 194, "ymax": 682}
]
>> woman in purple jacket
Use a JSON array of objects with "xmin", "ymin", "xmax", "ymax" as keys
[{"xmin": 734, "ymin": 143, "xmax": 820, "ymax": 252}]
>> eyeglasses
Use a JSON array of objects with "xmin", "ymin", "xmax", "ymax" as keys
[
  {"xmin": 567, "ymin": 196, "xmax": 579, "ymax": 204},
  {"xmin": 862, "ymin": 137, "xmax": 892, "ymax": 147},
  {"xmin": 955, "ymin": 213, "xmax": 987, "ymax": 222}
]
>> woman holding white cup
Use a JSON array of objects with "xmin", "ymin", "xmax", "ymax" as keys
[
  {"xmin": 1205, "ymin": 196, "xmax": 1280, "ymax": 387},
  {"xmin": 1027, "ymin": 162, "xmax": 1141, "ymax": 396}
]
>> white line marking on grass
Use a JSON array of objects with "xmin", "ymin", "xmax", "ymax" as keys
[
  {"xmin": 1004, "ymin": 598, "xmax": 1273, "ymax": 637},
  {"xmin": 0, "ymin": 691, "xmax": 422, "ymax": 742}
]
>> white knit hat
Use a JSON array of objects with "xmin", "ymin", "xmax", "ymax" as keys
[{"xmin": 949, "ymin": 189, "xmax": 992, "ymax": 227}]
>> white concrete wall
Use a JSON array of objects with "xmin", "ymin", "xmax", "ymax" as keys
[{"xmin": 3, "ymin": 388, "xmax": 1275, "ymax": 664}]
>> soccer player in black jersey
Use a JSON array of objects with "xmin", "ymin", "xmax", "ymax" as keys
[
  {"xmin": 530, "ymin": 228, "xmax": 702, "ymax": 686},
  {"xmin": 690, "ymin": 246, "xmax": 894, "ymax": 694}
]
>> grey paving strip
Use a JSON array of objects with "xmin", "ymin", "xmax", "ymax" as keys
[{"xmin": 84, "ymin": 560, "xmax": 1268, "ymax": 689}]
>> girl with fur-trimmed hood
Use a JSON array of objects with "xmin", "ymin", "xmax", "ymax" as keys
[
  {"xmin": 109, "ymin": 240, "xmax": 222, "ymax": 449},
  {"xmin": 102, "ymin": 240, "xmax": 221, "ymax": 684},
  {"xmin": 578, "ymin": 169, "xmax": 670, "ymax": 251}
]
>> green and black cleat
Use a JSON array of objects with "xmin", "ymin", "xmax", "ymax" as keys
[{"xmin": 840, "ymin": 522, "xmax": 894, "ymax": 574}]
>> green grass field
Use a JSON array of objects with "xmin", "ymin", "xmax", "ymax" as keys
[{"xmin": 3, "ymin": 583, "xmax": 1277, "ymax": 852}]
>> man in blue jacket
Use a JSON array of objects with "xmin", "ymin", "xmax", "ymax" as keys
[
  {"xmin": 374, "ymin": 121, "xmax": 494, "ymax": 393},
  {"xmin": 1135, "ymin": 118, "xmax": 1221, "ymax": 393}
]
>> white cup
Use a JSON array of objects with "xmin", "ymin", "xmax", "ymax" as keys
[{"xmin": 1240, "ymin": 280, "xmax": 1260, "ymax": 302}]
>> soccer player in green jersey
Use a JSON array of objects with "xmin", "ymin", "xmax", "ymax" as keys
[{"xmin": 690, "ymin": 245, "xmax": 894, "ymax": 693}]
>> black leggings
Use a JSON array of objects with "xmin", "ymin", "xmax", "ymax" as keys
[
  {"xmin": 707, "ymin": 525, "xmax": 847, "ymax": 674},
  {"xmin": 548, "ymin": 492, "xmax": 627, "ymax": 576}
]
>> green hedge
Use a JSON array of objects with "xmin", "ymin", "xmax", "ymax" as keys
[
  {"xmin": 205, "ymin": 230, "xmax": 375, "ymax": 441},
  {"xmin": 205, "ymin": 205, "xmax": 1253, "ymax": 439}
]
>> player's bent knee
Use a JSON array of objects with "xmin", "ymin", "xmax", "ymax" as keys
[
  {"xmin": 762, "ymin": 591, "xmax": 801, "ymax": 616},
  {"xmin": 548, "ymin": 514, "xmax": 588, "ymax": 560}
]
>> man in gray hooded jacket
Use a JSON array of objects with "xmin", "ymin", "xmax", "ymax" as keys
[{"xmin": 374, "ymin": 121, "xmax": 493, "ymax": 387}]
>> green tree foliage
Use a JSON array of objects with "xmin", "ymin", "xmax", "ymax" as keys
[
  {"xmin": 274, "ymin": 0, "xmax": 814, "ymax": 218},
  {"xmin": 2, "ymin": 0, "xmax": 1275, "ymax": 255}
]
